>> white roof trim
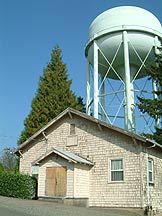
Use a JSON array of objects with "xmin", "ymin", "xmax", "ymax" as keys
[
  {"xmin": 15, "ymin": 108, "xmax": 162, "ymax": 154},
  {"xmin": 34, "ymin": 148, "xmax": 94, "ymax": 166}
]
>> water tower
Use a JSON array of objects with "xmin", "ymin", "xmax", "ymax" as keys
[{"xmin": 85, "ymin": 6, "xmax": 162, "ymax": 133}]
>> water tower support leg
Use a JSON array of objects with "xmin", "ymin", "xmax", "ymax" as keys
[
  {"xmin": 86, "ymin": 60, "xmax": 91, "ymax": 115},
  {"xmin": 93, "ymin": 40, "xmax": 99, "ymax": 118},
  {"xmin": 123, "ymin": 31, "xmax": 135, "ymax": 132},
  {"xmin": 101, "ymin": 76, "xmax": 106, "ymax": 121}
]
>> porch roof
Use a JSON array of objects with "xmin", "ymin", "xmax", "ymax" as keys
[{"xmin": 34, "ymin": 148, "xmax": 94, "ymax": 166}]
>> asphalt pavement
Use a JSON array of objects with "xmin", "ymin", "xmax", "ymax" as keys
[{"xmin": 0, "ymin": 196, "xmax": 144, "ymax": 216}]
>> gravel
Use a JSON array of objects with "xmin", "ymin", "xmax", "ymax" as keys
[{"xmin": 0, "ymin": 196, "xmax": 144, "ymax": 216}]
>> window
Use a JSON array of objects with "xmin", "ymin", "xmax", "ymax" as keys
[
  {"xmin": 32, "ymin": 165, "xmax": 39, "ymax": 180},
  {"xmin": 110, "ymin": 159, "xmax": 124, "ymax": 182},
  {"xmin": 70, "ymin": 124, "xmax": 75, "ymax": 135},
  {"xmin": 148, "ymin": 159, "xmax": 154, "ymax": 184}
]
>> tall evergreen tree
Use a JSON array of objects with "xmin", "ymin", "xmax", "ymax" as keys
[
  {"xmin": 18, "ymin": 45, "xmax": 84, "ymax": 144},
  {"xmin": 137, "ymin": 61, "xmax": 162, "ymax": 144}
]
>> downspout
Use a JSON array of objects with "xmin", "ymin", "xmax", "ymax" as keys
[
  {"xmin": 73, "ymin": 166, "xmax": 75, "ymax": 199},
  {"xmin": 139, "ymin": 151, "xmax": 144, "ymax": 208},
  {"xmin": 146, "ymin": 152, "xmax": 150, "ymax": 209},
  {"xmin": 145, "ymin": 143, "xmax": 156, "ymax": 213}
]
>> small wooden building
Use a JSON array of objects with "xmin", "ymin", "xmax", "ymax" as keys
[{"xmin": 15, "ymin": 108, "xmax": 162, "ymax": 212}]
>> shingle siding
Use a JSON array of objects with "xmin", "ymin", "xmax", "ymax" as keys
[
  {"xmin": 19, "ymin": 113, "xmax": 162, "ymax": 211},
  {"xmin": 74, "ymin": 164, "xmax": 90, "ymax": 198},
  {"xmin": 38, "ymin": 155, "xmax": 74, "ymax": 198}
]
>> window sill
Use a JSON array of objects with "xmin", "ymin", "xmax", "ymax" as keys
[{"xmin": 108, "ymin": 181, "xmax": 125, "ymax": 184}]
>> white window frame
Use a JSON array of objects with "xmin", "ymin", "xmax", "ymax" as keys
[
  {"xmin": 110, "ymin": 158, "xmax": 124, "ymax": 182},
  {"xmin": 148, "ymin": 158, "xmax": 154, "ymax": 184}
]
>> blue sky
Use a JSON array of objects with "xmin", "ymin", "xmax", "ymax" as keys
[{"xmin": 0, "ymin": 0, "xmax": 162, "ymax": 153}]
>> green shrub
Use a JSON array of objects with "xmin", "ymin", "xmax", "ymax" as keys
[{"xmin": 0, "ymin": 172, "xmax": 37, "ymax": 199}]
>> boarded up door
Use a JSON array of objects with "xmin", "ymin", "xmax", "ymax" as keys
[{"xmin": 45, "ymin": 167, "xmax": 67, "ymax": 197}]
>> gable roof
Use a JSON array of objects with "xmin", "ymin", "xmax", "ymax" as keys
[
  {"xmin": 15, "ymin": 107, "xmax": 162, "ymax": 153},
  {"xmin": 33, "ymin": 148, "xmax": 94, "ymax": 166}
]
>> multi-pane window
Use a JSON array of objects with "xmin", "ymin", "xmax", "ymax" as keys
[
  {"xmin": 148, "ymin": 159, "xmax": 154, "ymax": 184},
  {"xmin": 110, "ymin": 159, "xmax": 124, "ymax": 182}
]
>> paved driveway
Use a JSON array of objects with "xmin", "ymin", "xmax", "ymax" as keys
[{"xmin": 0, "ymin": 196, "xmax": 143, "ymax": 216}]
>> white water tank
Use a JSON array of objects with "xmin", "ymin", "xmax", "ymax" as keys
[
  {"xmin": 85, "ymin": 6, "xmax": 162, "ymax": 79},
  {"xmin": 85, "ymin": 6, "xmax": 162, "ymax": 132}
]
